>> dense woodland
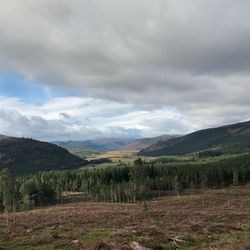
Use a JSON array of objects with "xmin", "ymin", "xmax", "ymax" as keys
[
  {"xmin": 1, "ymin": 153, "xmax": 250, "ymax": 215},
  {"xmin": 0, "ymin": 138, "xmax": 87, "ymax": 173}
]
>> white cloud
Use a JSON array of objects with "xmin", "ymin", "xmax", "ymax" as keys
[
  {"xmin": 0, "ymin": 96, "xmax": 191, "ymax": 140},
  {"xmin": 1, "ymin": 95, "xmax": 248, "ymax": 141}
]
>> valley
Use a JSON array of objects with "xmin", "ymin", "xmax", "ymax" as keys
[
  {"xmin": 1, "ymin": 1, "xmax": 250, "ymax": 249},
  {"xmin": 1, "ymin": 121, "xmax": 250, "ymax": 249}
]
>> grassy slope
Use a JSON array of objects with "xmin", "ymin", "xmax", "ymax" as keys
[
  {"xmin": 139, "ymin": 120, "xmax": 250, "ymax": 156},
  {"xmin": 0, "ymin": 138, "xmax": 87, "ymax": 173},
  {"xmin": 0, "ymin": 185, "xmax": 250, "ymax": 249}
]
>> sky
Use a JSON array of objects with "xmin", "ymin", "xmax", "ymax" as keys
[{"xmin": 0, "ymin": 0, "xmax": 250, "ymax": 141}]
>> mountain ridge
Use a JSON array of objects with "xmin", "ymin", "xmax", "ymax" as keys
[
  {"xmin": 54, "ymin": 135, "xmax": 180, "ymax": 153},
  {"xmin": 54, "ymin": 138, "xmax": 134, "ymax": 152},
  {"xmin": 139, "ymin": 120, "xmax": 250, "ymax": 156}
]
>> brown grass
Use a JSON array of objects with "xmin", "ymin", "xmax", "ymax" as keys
[{"xmin": 0, "ymin": 186, "xmax": 250, "ymax": 249}]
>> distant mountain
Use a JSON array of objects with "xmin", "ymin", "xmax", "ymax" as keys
[
  {"xmin": 124, "ymin": 134, "xmax": 179, "ymax": 151},
  {"xmin": 54, "ymin": 138, "xmax": 134, "ymax": 152},
  {"xmin": 0, "ymin": 137, "xmax": 87, "ymax": 173},
  {"xmin": 139, "ymin": 121, "xmax": 250, "ymax": 156},
  {"xmin": 0, "ymin": 134, "xmax": 9, "ymax": 140},
  {"xmin": 55, "ymin": 136, "xmax": 181, "ymax": 153}
]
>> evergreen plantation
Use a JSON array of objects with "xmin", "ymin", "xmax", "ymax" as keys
[{"xmin": 1, "ymin": 153, "xmax": 250, "ymax": 213}]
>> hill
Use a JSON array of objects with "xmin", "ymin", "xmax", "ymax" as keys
[
  {"xmin": 0, "ymin": 137, "xmax": 87, "ymax": 173},
  {"xmin": 54, "ymin": 138, "xmax": 134, "ymax": 152},
  {"xmin": 124, "ymin": 134, "xmax": 179, "ymax": 151},
  {"xmin": 139, "ymin": 120, "xmax": 250, "ymax": 156}
]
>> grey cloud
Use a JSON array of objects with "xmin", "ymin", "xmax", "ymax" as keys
[
  {"xmin": 59, "ymin": 112, "xmax": 70, "ymax": 119},
  {"xmin": 0, "ymin": 0, "xmax": 250, "ymax": 130}
]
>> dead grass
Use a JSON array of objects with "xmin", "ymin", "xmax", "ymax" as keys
[{"xmin": 0, "ymin": 186, "xmax": 250, "ymax": 249}]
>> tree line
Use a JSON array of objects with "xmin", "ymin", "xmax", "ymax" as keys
[{"xmin": 1, "ymin": 153, "xmax": 250, "ymax": 214}]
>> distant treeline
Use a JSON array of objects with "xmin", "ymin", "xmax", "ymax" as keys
[
  {"xmin": 88, "ymin": 158, "xmax": 112, "ymax": 165},
  {"xmin": 1, "ymin": 154, "xmax": 250, "ymax": 213}
]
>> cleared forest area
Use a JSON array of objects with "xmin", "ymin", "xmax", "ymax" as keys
[{"xmin": 0, "ymin": 185, "xmax": 250, "ymax": 250}]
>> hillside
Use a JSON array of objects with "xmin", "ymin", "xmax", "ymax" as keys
[
  {"xmin": 124, "ymin": 134, "xmax": 179, "ymax": 151},
  {"xmin": 0, "ymin": 137, "xmax": 87, "ymax": 173},
  {"xmin": 139, "ymin": 120, "xmax": 250, "ymax": 156}
]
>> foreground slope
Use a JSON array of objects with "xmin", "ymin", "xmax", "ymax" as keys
[
  {"xmin": 0, "ymin": 137, "xmax": 87, "ymax": 173},
  {"xmin": 139, "ymin": 120, "xmax": 250, "ymax": 156},
  {"xmin": 0, "ymin": 186, "xmax": 249, "ymax": 249}
]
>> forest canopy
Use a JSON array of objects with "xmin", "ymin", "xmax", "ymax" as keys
[
  {"xmin": 1, "ymin": 153, "xmax": 250, "ymax": 212},
  {"xmin": 0, "ymin": 138, "xmax": 87, "ymax": 173}
]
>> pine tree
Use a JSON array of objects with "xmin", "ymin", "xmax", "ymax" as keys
[
  {"xmin": 0, "ymin": 169, "xmax": 16, "ymax": 225},
  {"xmin": 233, "ymin": 171, "xmax": 239, "ymax": 186},
  {"xmin": 172, "ymin": 175, "xmax": 182, "ymax": 195}
]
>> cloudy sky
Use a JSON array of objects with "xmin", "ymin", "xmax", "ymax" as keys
[{"xmin": 0, "ymin": 0, "xmax": 250, "ymax": 141}]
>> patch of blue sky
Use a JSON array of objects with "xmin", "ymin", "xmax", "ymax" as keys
[{"xmin": 0, "ymin": 73, "xmax": 71, "ymax": 104}]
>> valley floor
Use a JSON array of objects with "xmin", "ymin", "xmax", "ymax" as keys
[{"xmin": 0, "ymin": 186, "xmax": 250, "ymax": 250}]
